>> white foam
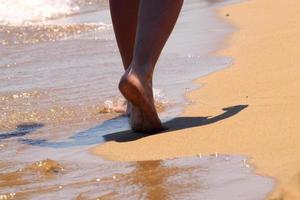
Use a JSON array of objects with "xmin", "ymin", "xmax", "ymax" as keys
[{"xmin": 0, "ymin": 0, "xmax": 79, "ymax": 25}]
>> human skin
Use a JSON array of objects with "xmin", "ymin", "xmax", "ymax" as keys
[
  {"xmin": 109, "ymin": 0, "xmax": 183, "ymax": 133},
  {"xmin": 109, "ymin": 0, "xmax": 139, "ymax": 116}
]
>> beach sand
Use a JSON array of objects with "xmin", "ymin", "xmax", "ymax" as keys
[{"xmin": 92, "ymin": 0, "xmax": 300, "ymax": 199}]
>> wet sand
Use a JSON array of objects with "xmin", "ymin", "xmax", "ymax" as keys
[
  {"xmin": 0, "ymin": 0, "xmax": 276, "ymax": 199},
  {"xmin": 0, "ymin": 154, "xmax": 273, "ymax": 200},
  {"xmin": 92, "ymin": 0, "xmax": 300, "ymax": 199}
]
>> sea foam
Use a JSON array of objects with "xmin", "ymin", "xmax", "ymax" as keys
[{"xmin": 0, "ymin": 0, "xmax": 79, "ymax": 25}]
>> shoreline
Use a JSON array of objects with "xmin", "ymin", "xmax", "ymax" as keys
[
  {"xmin": 92, "ymin": 0, "xmax": 300, "ymax": 199},
  {"xmin": 90, "ymin": 2, "xmax": 241, "ymax": 159}
]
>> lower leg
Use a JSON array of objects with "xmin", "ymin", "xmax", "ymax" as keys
[
  {"xmin": 131, "ymin": 0, "xmax": 184, "ymax": 76},
  {"xmin": 109, "ymin": 0, "xmax": 139, "ymax": 69},
  {"xmin": 109, "ymin": 0, "xmax": 139, "ymax": 115},
  {"xmin": 119, "ymin": 0, "xmax": 183, "ymax": 132}
]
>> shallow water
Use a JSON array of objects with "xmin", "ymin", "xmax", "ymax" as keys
[
  {"xmin": 0, "ymin": 0, "xmax": 234, "ymax": 131},
  {"xmin": 0, "ymin": 0, "xmax": 274, "ymax": 199},
  {"xmin": 0, "ymin": 154, "xmax": 273, "ymax": 200}
]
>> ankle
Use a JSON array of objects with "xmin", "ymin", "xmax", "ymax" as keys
[{"xmin": 129, "ymin": 66, "xmax": 153, "ymax": 83}]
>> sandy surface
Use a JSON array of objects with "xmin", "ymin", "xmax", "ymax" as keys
[{"xmin": 92, "ymin": 0, "xmax": 300, "ymax": 199}]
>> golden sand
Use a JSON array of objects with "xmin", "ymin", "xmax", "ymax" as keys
[{"xmin": 92, "ymin": 0, "xmax": 300, "ymax": 199}]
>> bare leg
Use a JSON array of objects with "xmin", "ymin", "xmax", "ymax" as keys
[
  {"xmin": 109, "ymin": 0, "xmax": 139, "ymax": 68},
  {"xmin": 109, "ymin": 0, "xmax": 139, "ymax": 115},
  {"xmin": 119, "ymin": 0, "xmax": 183, "ymax": 133},
  {"xmin": 109, "ymin": 0, "xmax": 150, "ymax": 129}
]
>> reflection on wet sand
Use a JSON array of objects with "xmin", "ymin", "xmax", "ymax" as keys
[
  {"xmin": 126, "ymin": 161, "xmax": 192, "ymax": 200},
  {"xmin": 0, "ymin": 0, "xmax": 273, "ymax": 199},
  {"xmin": 133, "ymin": 161, "xmax": 170, "ymax": 200},
  {"xmin": 0, "ymin": 158, "xmax": 200, "ymax": 199},
  {"xmin": 75, "ymin": 159, "xmax": 202, "ymax": 200},
  {"xmin": 0, "ymin": 153, "xmax": 273, "ymax": 200}
]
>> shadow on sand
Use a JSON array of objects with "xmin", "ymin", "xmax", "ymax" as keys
[
  {"xmin": 104, "ymin": 105, "xmax": 248, "ymax": 142},
  {"xmin": 21, "ymin": 105, "xmax": 248, "ymax": 148}
]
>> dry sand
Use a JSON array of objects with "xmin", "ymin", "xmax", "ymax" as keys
[{"xmin": 92, "ymin": 0, "xmax": 300, "ymax": 199}]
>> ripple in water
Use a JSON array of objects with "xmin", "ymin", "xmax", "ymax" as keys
[
  {"xmin": 0, "ymin": 155, "xmax": 273, "ymax": 200},
  {"xmin": 0, "ymin": 0, "xmax": 274, "ymax": 199},
  {"xmin": 0, "ymin": 23, "xmax": 111, "ymax": 46}
]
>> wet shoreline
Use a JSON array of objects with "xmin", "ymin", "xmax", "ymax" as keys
[{"xmin": 0, "ymin": 0, "xmax": 274, "ymax": 199}]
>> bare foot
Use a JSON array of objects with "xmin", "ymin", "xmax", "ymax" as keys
[
  {"xmin": 123, "ymin": 100, "xmax": 149, "ymax": 131},
  {"xmin": 119, "ymin": 69, "xmax": 163, "ymax": 133}
]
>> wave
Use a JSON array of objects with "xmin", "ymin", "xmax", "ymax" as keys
[{"xmin": 0, "ymin": 0, "xmax": 80, "ymax": 25}]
